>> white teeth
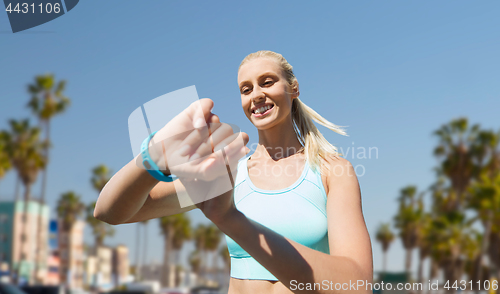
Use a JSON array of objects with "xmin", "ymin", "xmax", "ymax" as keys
[{"xmin": 254, "ymin": 105, "xmax": 272, "ymax": 114}]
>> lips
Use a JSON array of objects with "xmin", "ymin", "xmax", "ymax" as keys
[
  {"xmin": 252, "ymin": 104, "xmax": 274, "ymax": 117},
  {"xmin": 251, "ymin": 103, "xmax": 274, "ymax": 114}
]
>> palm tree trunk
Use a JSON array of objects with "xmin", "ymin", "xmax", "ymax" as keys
[
  {"xmin": 34, "ymin": 120, "xmax": 50, "ymax": 283},
  {"xmin": 427, "ymin": 260, "xmax": 439, "ymax": 294},
  {"xmin": 382, "ymin": 250, "xmax": 387, "ymax": 273},
  {"xmin": 96, "ymin": 236, "xmax": 104, "ymax": 248},
  {"xmin": 163, "ymin": 229, "xmax": 174, "ymax": 287},
  {"xmin": 405, "ymin": 248, "xmax": 413, "ymax": 276},
  {"xmin": 474, "ymin": 215, "xmax": 492, "ymax": 293},
  {"xmin": 175, "ymin": 249, "xmax": 181, "ymax": 287},
  {"xmin": 14, "ymin": 175, "xmax": 20, "ymax": 201},
  {"xmin": 135, "ymin": 223, "xmax": 141, "ymax": 281},
  {"xmin": 142, "ymin": 223, "xmax": 148, "ymax": 268},
  {"xmin": 16, "ymin": 184, "xmax": 31, "ymax": 284},
  {"xmin": 496, "ymin": 270, "xmax": 500, "ymax": 294},
  {"xmin": 212, "ymin": 249, "xmax": 218, "ymax": 276},
  {"xmin": 417, "ymin": 251, "xmax": 424, "ymax": 284}
]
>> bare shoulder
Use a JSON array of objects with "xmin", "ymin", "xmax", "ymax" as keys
[
  {"xmin": 324, "ymin": 154, "xmax": 353, "ymax": 171},
  {"xmin": 322, "ymin": 154, "xmax": 360, "ymax": 200}
]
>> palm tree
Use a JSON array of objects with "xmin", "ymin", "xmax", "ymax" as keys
[
  {"xmin": 27, "ymin": 74, "xmax": 70, "ymax": 281},
  {"xmin": 134, "ymin": 220, "xmax": 151, "ymax": 281},
  {"xmin": 27, "ymin": 74, "xmax": 70, "ymax": 203},
  {"xmin": 219, "ymin": 246, "xmax": 230, "ymax": 274},
  {"xmin": 488, "ymin": 227, "xmax": 500, "ymax": 294},
  {"xmin": 189, "ymin": 250, "xmax": 202, "ymax": 283},
  {"xmin": 393, "ymin": 186, "xmax": 424, "ymax": 277},
  {"xmin": 416, "ymin": 213, "xmax": 433, "ymax": 284},
  {"xmin": 428, "ymin": 210, "xmax": 479, "ymax": 294},
  {"xmin": 490, "ymin": 171, "xmax": 500, "ymax": 294},
  {"xmin": 468, "ymin": 172, "xmax": 500, "ymax": 288},
  {"xmin": 88, "ymin": 165, "xmax": 114, "ymax": 286},
  {"xmin": 91, "ymin": 164, "xmax": 112, "ymax": 192},
  {"xmin": 0, "ymin": 130, "xmax": 12, "ymax": 269},
  {"xmin": 375, "ymin": 223, "xmax": 394, "ymax": 274},
  {"xmin": 86, "ymin": 201, "xmax": 115, "ymax": 247},
  {"xmin": 0, "ymin": 131, "xmax": 12, "ymax": 194},
  {"xmin": 141, "ymin": 220, "xmax": 149, "ymax": 267},
  {"xmin": 204, "ymin": 224, "xmax": 221, "ymax": 275},
  {"xmin": 57, "ymin": 191, "xmax": 85, "ymax": 234},
  {"xmin": 159, "ymin": 213, "xmax": 191, "ymax": 287},
  {"xmin": 172, "ymin": 217, "xmax": 191, "ymax": 287},
  {"xmin": 135, "ymin": 222, "xmax": 142, "ymax": 281},
  {"xmin": 193, "ymin": 224, "xmax": 207, "ymax": 277},
  {"xmin": 433, "ymin": 117, "xmax": 480, "ymax": 212},
  {"xmin": 471, "ymin": 129, "xmax": 500, "ymax": 179},
  {"xmin": 85, "ymin": 201, "xmax": 114, "ymax": 289},
  {"xmin": 427, "ymin": 178, "xmax": 449, "ymax": 282},
  {"xmin": 427, "ymin": 173, "xmax": 483, "ymax": 292},
  {"xmin": 6, "ymin": 119, "xmax": 47, "ymax": 283},
  {"xmin": 88, "ymin": 164, "xmax": 115, "ymax": 247},
  {"xmin": 136, "ymin": 220, "xmax": 150, "ymax": 281},
  {"xmin": 56, "ymin": 191, "xmax": 85, "ymax": 286},
  {"xmin": 0, "ymin": 130, "xmax": 21, "ymax": 202}
]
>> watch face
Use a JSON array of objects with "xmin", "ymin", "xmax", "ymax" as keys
[{"xmin": 5, "ymin": 0, "xmax": 80, "ymax": 33}]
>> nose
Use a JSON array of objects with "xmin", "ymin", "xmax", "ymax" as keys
[{"xmin": 251, "ymin": 86, "xmax": 266, "ymax": 104}]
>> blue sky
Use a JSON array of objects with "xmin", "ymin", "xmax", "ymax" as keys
[{"xmin": 1, "ymin": 0, "xmax": 499, "ymax": 276}]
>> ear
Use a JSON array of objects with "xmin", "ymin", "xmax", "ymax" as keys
[{"xmin": 291, "ymin": 80, "xmax": 300, "ymax": 99}]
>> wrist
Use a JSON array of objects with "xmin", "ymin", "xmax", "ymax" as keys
[
  {"xmin": 140, "ymin": 131, "xmax": 177, "ymax": 182},
  {"xmin": 147, "ymin": 133, "xmax": 171, "ymax": 176}
]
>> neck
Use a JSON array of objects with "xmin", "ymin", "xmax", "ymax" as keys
[{"xmin": 253, "ymin": 114, "xmax": 303, "ymax": 161}]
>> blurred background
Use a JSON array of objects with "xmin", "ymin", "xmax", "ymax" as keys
[{"xmin": 0, "ymin": 0, "xmax": 499, "ymax": 293}]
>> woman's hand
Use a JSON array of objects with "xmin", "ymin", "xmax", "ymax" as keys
[{"xmin": 147, "ymin": 98, "xmax": 249, "ymax": 182}]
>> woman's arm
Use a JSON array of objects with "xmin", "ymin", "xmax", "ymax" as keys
[
  {"xmin": 93, "ymin": 155, "xmax": 196, "ymax": 225},
  {"xmin": 208, "ymin": 157, "xmax": 373, "ymax": 294}
]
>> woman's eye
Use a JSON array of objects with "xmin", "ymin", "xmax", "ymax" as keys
[{"xmin": 264, "ymin": 80, "xmax": 274, "ymax": 86}]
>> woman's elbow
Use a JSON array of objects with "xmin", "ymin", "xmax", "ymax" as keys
[
  {"xmin": 94, "ymin": 209, "xmax": 122, "ymax": 225},
  {"xmin": 93, "ymin": 197, "xmax": 122, "ymax": 225}
]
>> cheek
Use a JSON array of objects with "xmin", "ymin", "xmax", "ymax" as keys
[{"xmin": 241, "ymin": 97, "xmax": 250, "ymax": 115}]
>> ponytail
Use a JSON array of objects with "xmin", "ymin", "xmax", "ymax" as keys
[{"xmin": 291, "ymin": 97, "xmax": 347, "ymax": 174}]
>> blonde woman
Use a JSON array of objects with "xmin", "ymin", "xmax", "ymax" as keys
[{"xmin": 95, "ymin": 50, "xmax": 373, "ymax": 294}]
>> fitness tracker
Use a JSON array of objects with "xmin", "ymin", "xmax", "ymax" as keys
[{"xmin": 140, "ymin": 131, "xmax": 178, "ymax": 182}]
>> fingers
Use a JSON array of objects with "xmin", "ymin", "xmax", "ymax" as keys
[
  {"xmin": 212, "ymin": 131, "xmax": 247, "ymax": 155},
  {"xmin": 187, "ymin": 123, "xmax": 248, "ymax": 161},
  {"xmin": 183, "ymin": 131, "xmax": 250, "ymax": 181},
  {"xmin": 178, "ymin": 123, "xmax": 223, "ymax": 159},
  {"xmin": 204, "ymin": 123, "xmax": 234, "ymax": 151},
  {"xmin": 186, "ymin": 98, "xmax": 214, "ymax": 129},
  {"xmin": 208, "ymin": 113, "xmax": 220, "ymax": 124}
]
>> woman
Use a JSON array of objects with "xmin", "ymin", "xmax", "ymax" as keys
[{"xmin": 95, "ymin": 50, "xmax": 373, "ymax": 294}]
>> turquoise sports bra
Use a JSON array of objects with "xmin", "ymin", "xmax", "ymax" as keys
[{"xmin": 224, "ymin": 155, "xmax": 330, "ymax": 280}]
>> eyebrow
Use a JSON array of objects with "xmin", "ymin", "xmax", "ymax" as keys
[{"xmin": 239, "ymin": 72, "xmax": 279, "ymax": 88}]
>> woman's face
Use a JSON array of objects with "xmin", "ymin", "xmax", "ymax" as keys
[{"xmin": 238, "ymin": 57, "xmax": 297, "ymax": 130}]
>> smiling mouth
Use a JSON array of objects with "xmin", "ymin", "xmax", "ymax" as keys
[{"xmin": 252, "ymin": 104, "xmax": 274, "ymax": 117}]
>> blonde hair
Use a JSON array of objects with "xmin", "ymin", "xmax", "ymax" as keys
[{"xmin": 239, "ymin": 50, "xmax": 348, "ymax": 174}]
